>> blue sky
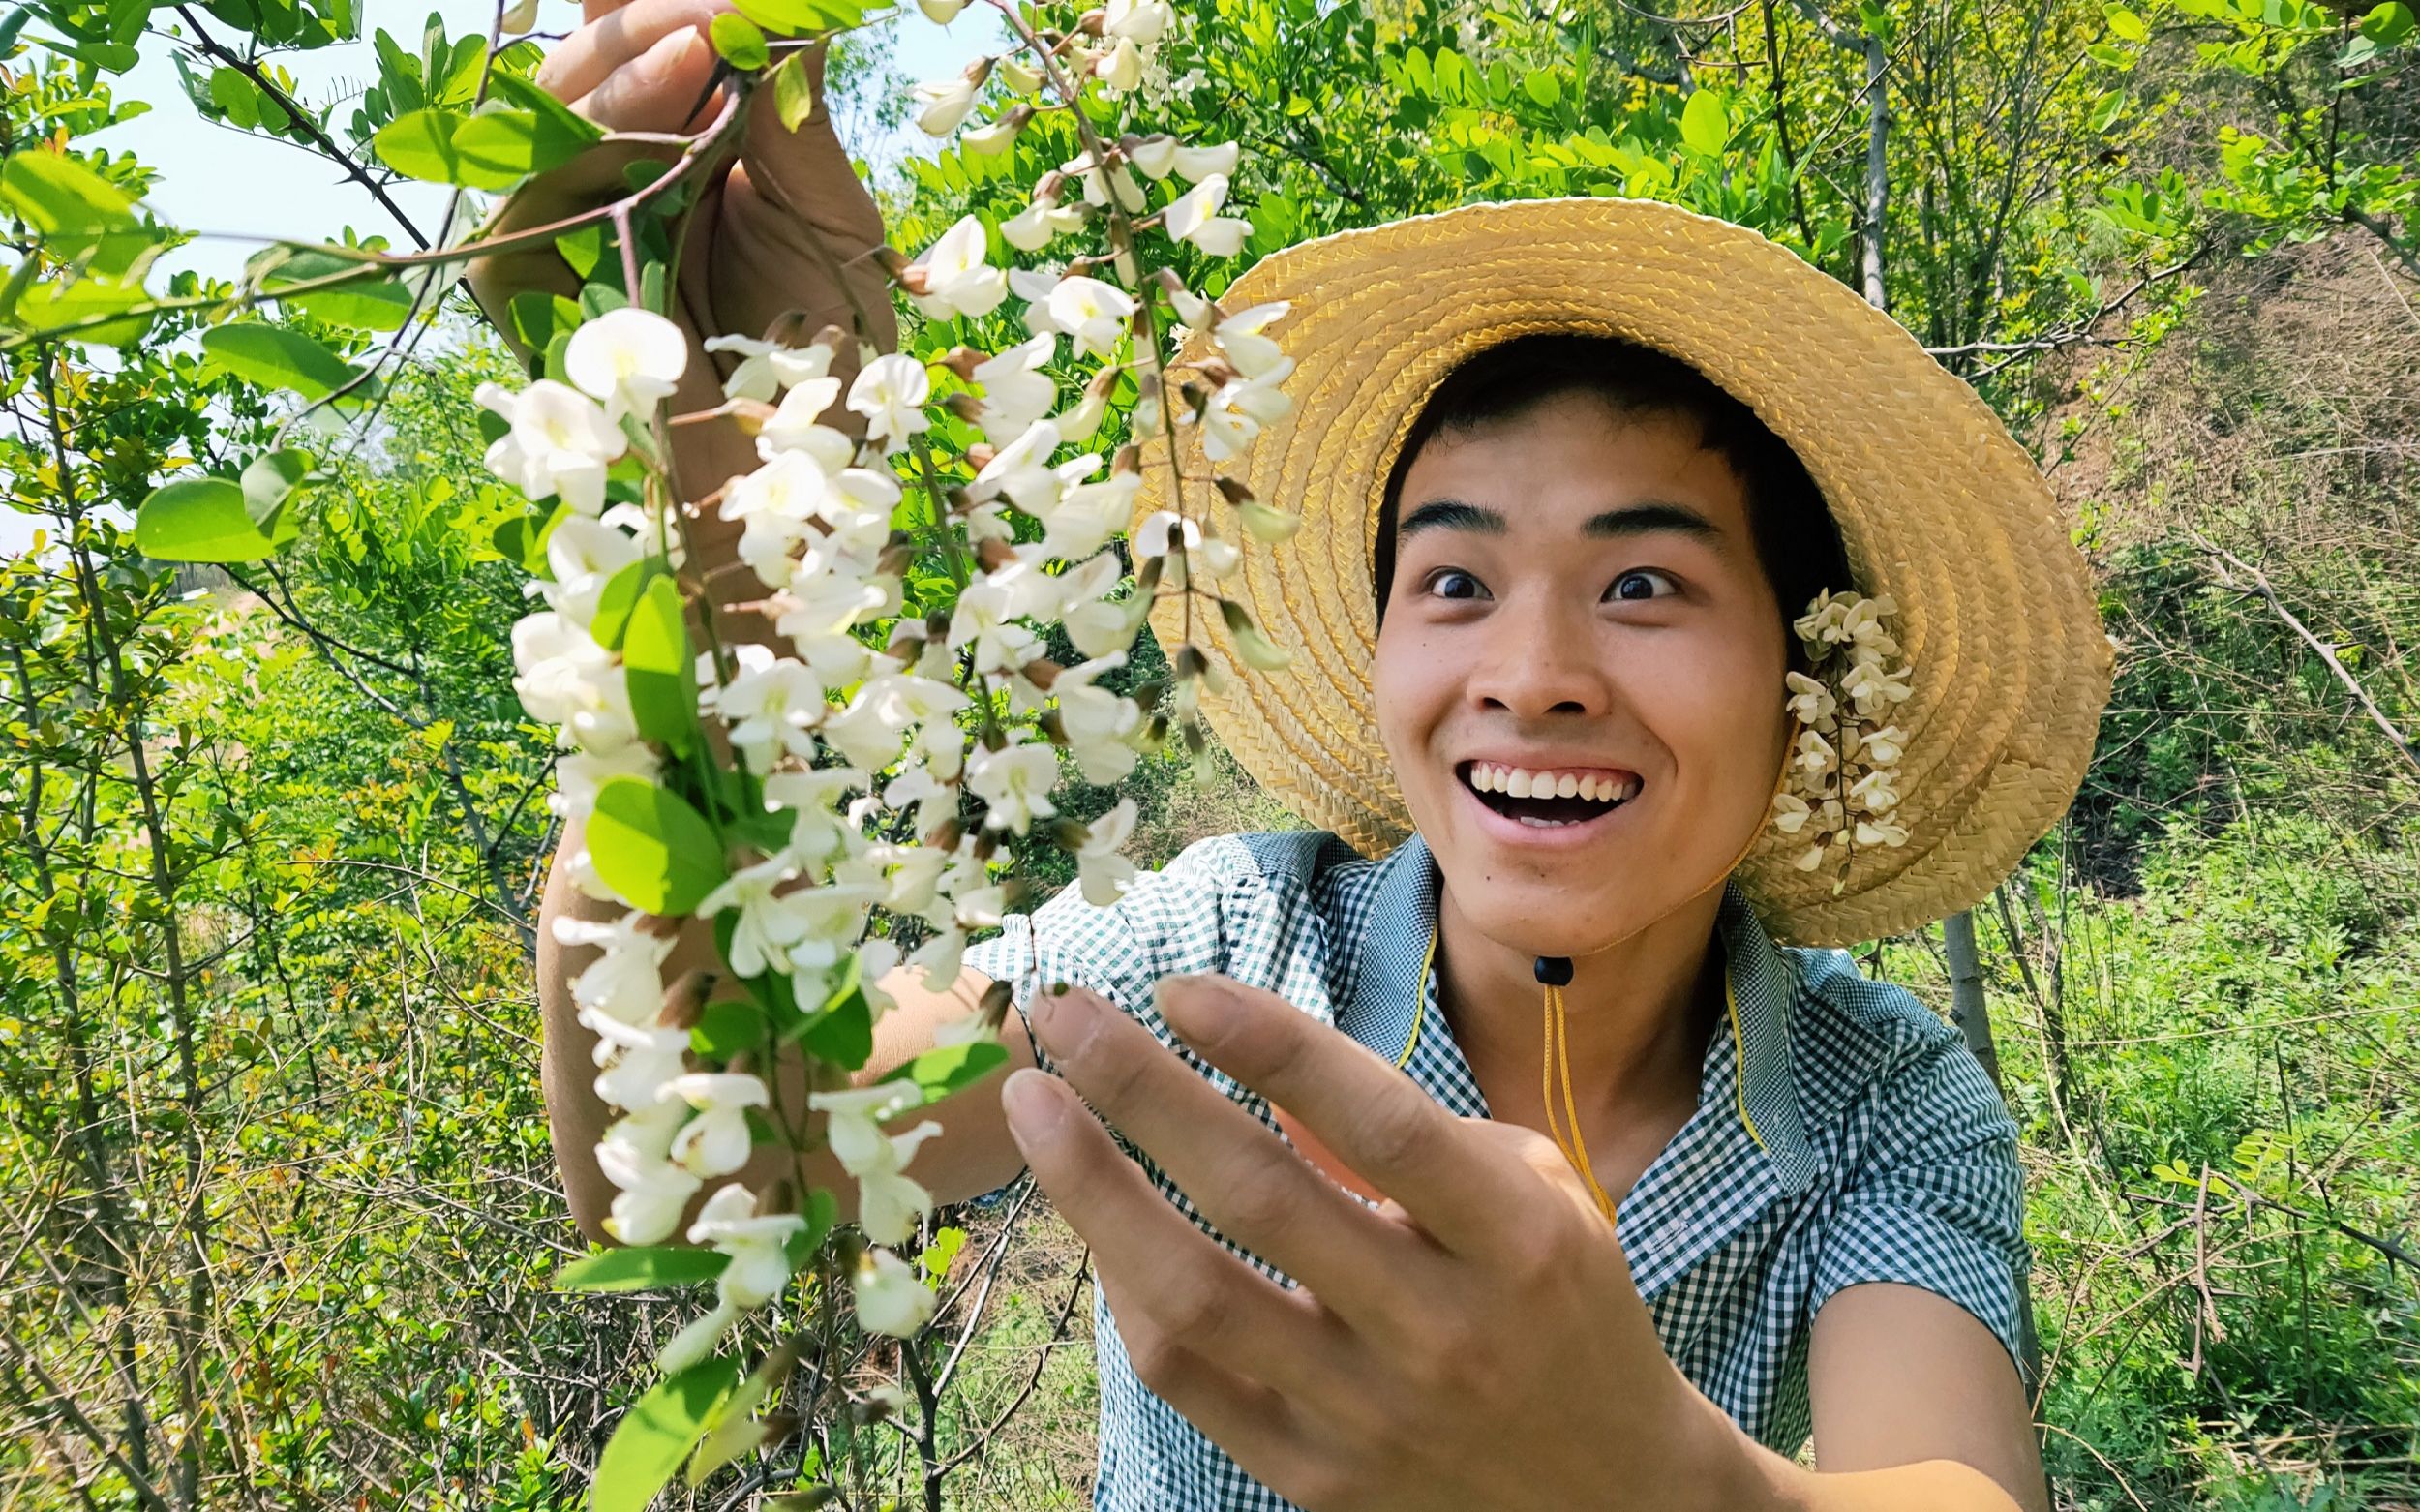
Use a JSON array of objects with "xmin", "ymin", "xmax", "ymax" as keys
[{"xmin": 3, "ymin": 4, "xmax": 998, "ymax": 557}]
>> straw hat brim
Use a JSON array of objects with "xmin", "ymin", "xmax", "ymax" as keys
[{"xmin": 1132, "ymin": 197, "xmax": 2112, "ymax": 947}]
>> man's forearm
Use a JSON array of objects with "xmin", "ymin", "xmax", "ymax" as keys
[{"xmin": 1679, "ymin": 1395, "xmax": 2028, "ymax": 1512}]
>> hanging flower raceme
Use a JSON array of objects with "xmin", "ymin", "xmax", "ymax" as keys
[
  {"xmin": 1770, "ymin": 589, "xmax": 1916, "ymax": 891},
  {"xmin": 481, "ymin": 4, "xmax": 1315, "ymax": 1490}
]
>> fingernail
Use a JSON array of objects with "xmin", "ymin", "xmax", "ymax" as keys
[
  {"xmin": 1001, "ymin": 1069, "xmax": 1069, "ymax": 1149},
  {"xmin": 1155, "ymin": 975, "xmax": 1236, "ymax": 1046},
  {"xmin": 1029, "ymin": 983, "xmax": 1101, "ymax": 1061}
]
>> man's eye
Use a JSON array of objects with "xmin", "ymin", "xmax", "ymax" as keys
[
  {"xmin": 1425, "ymin": 569, "xmax": 1488, "ymax": 601},
  {"xmin": 1606, "ymin": 568, "xmax": 1679, "ymax": 603}
]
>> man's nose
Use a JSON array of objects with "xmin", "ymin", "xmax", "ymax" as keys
[{"xmin": 1463, "ymin": 590, "xmax": 1608, "ymax": 718}]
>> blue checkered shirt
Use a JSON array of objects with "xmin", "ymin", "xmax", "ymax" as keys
[{"xmin": 962, "ymin": 831, "xmax": 2029, "ymax": 1512}]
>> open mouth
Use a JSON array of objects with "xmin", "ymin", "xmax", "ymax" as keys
[{"xmin": 1458, "ymin": 761, "xmax": 1643, "ymax": 830}]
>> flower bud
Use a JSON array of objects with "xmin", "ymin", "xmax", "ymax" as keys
[
  {"xmin": 998, "ymin": 56, "xmax": 1044, "ymax": 95},
  {"xmin": 1112, "ymin": 442, "xmax": 1142, "ymax": 476},
  {"xmin": 1019, "ymin": 655, "xmax": 1065, "ymax": 689},
  {"xmin": 1238, "ymin": 499, "xmax": 1302, "ymax": 543},
  {"xmin": 1214, "ymin": 474, "xmax": 1255, "ymax": 506},
  {"xmin": 1078, "ymin": 7, "xmax": 1106, "ymax": 34},
  {"xmin": 938, "ymin": 346, "xmax": 987, "ymax": 380},
  {"xmin": 962, "ymin": 54, "xmax": 995, "ymax": 86}
]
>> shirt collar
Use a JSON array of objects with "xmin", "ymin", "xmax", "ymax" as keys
[{"xmin": 1338, "ymin": 832, "xmax": 1818, "ymax": 1194}]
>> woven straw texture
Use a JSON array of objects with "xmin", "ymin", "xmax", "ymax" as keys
[{"xmin": 1134, "ymin": 197, "xmax": 2113, "ymax": 947}]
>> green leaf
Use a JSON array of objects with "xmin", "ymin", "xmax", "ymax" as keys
[
  {"xmin": 372, "ymin": 107, "xmax": 467, "ymax": 181},
  {"xmin": 2104, "ymin": 5, "xmax": 2148, "ymax": 40},
  {"xmin": 1679, "ymin": 87, "xmax": 1729, "ymax": 157},
  {"xmin": 2357, "ymin": 1, "xmax": 2414, "ymax": 43},
  {"xmin": 0, "ymin": 9, "xmax": 33, "ymax": 53},
  {"xmin": 508, "ymin": 288, "xmax": 558, "ymax": 351},
  {"xmin": 454, "ymin": 106, "xmax": 591, "ymax": 181},
  {"xmin": 773, "ymin": 50, "xmax": 818, "ymax": 131},
  {"xmin": 589, "ymin": 1355, "xmax": 742, "ymax": 1512},
  {"xmin": 691, "ymin": 997, "xmax": 769, "ymax": 1059},
  {"xmin": 254, "ymin": 247, "xmax": 415, "ymax": 332},
  {"xmin": 200, "ymin": 322, "xmax": 361, "ymax": 400},
  {"xmin": 711, "ymin": 12, "xmax": 771, "ymax": 68},
  {"xmin": 623, "ymin": 575, "xmax": 699, "ymax": 755},
  {"xmin": 556, "ymin": 1247, "xmax": 732, "ymax": 1293},
  {"xmin": 208, "ymin": 64, "xmax": 262, "ymax": 129},
  {"xmin": 11, "ymin": 271, "xmax": 154, "ymax": 347},
  {"xmin": 797, "ymin": 984, "xmax": 873, "ymax": 1068},
  {"xmin": 588, "ymin": 559, "xmax": 661, "ymax": 650},
  {"xmin": 492, "ymin": 503, "xmax": 566, "ymax": 576},
  {"xmin": 488, "ymin": 70, "xmax": 608, "ymax": 149},
  {"xmin": 587, "ymin": 776, "xmax": 727, "ymax": 917},
  {"xmin": 730, "ymin": 0, "xmax": 867, "ymax": 34},
  {"xmin": 557, "ymin": 225, "xmax": 605, "ymax": 280},
  {"xmin": 374, "ymin": 107, "xmax": 528, "ymax": 191},
  {"xmin": 0, "ymin": 149, "xmax": 150, "ymax": 275},
  {"xmin": 135, "ymin": 477, "xmax": 284, "ymax": 563},
  {"xmin": 783, "ymin": 1188, "xmax": 841, "ymax": 1270},
  {"xmin": 1521, "ymin": 67, "xmax": 1560, "ymax": 106},
  {"xmin": 897, "ymin": 1041, "xmax": 1009, "ymax": 1104},
  {"xmin": 240, "ymin": 449, "xmax": 313, "ymax": 517}
]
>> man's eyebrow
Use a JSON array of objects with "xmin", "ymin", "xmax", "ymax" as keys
[
  {"xmin": 1396, "ymin": 498, "xmax": 1730, "ymax": 545},
  {"xmin": 1585, "ymin": 501, "xmax": 1725, "ymax": 541},
  {"xmin": 1396, "ymin": 499, "xmax": 1506, "ymax": 538}
]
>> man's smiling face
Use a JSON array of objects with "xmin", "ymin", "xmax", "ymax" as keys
[{"xmin": 1373, "ymin": 392, "xmax": 1795, "ymax": 961}]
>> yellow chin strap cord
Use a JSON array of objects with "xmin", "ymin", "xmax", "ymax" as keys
[
  {"xmin": 1534, "ymin": 953, "xmax": 1621, "ymax": 1225},
  {"xmin": 1524, "ymin": 749, "xmax": 1797, "ymax": 1230}
]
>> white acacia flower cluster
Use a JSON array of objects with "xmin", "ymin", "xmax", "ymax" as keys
[
  {"xmin": 492, "ymin": 0, "xmax": 1299, "ymax": 1398},
  {"xmin": 1769, "ymin": 589, "xmax": 1915, "ymax": 892}
]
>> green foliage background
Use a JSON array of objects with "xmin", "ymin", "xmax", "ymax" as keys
[{"xmin": 2, "ymin": 0, "xmax": 2417, "ymax": 1507}]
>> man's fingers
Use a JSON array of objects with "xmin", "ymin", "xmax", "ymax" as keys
[
  {"xmin": 1001, "ymin": 1068, "xmax": 1351, "ymax": 1400},
  {"xmin": 1025, "ymin": 986, "xmax": 1430, "ymax": 1329},
  {"xmin": 1154, "ymin": 974, "xmax": 1537, "ymax": 1257},
  {"xmin": 568, "ymin": 25, "xmax": 722, "ymax": 134},
  {"xmin": 539, "ymin": 0, "xmax": 722, "ymax": 104}
]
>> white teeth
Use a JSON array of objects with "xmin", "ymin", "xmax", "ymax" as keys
[{"xmin": 1466, "ymin": 765, "xmax": 1640, "ymax": 806}]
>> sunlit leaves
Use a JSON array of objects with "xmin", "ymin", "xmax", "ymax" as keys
[
  {"xmin": 585, "ymin": 776, "xmax": 728, "ymax": 917},
  {"xmin": 1679, "ymin": 87, "xmax": 1730, "ymax": 158},
  {"xmin": 199, "ymin": 323, "xmax": 361, "ymax": 400},
  {"xmin": 555, "ymin": 1247, "xmax": 733, "ymax": 1293},
  {"xmin": 711, "ymin": 13, "xmax": 771, "ymax": 69},
  {"xmin": 589, "ymin": 1354, "xmax": 742, "ymax": 1512},
  {"xmin": 372, "ymin": 101, "xmax": 596, "ymax": 191},
  {"xmin": 134, "ymin": 476, "xmax": 300, "ymax": 563}
]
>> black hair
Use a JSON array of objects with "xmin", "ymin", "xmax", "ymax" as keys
[{"xmin": 1373, "ymin": 332, "xmax": 1852, "ymax": 668}]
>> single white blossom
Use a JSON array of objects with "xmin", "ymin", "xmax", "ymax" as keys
[
  {"xmin": 966, "ymin": 741, "xmax": 1060, "ymax": 835},
  {"xmin": 476, "ymin": 379, "xmax": 625, "ymax": 516},
  {"xmin": 703, "ymin": 333, "xmax": 833, "ymax": 403},
  {"xmin": 563, "ymin": 307, "xmax": 688, "ymax": 427},
  {"xmin": 1164, "ymin": 173, "xmax": 1252, "ymax": 255},
  {"xmin": 906, "ymin": 215, "xmax": 1010, "ymax": 321},
  {"xmin": 854, "ymin": 1246, "xmax": 937, "ymax": 1337},
  {"xmin": 912, "ymin": 77, "xmax": 977, "ymax": 136},
  {"xmin": 1172, "ymin": 138, "xmax": 1241, "ymax": 183},
  {"xmin": 847, "ymin": 353, "xmax": 933, "ymax": 454},
  {"xmin": 664, "ymin": 1073, "xmax": 771, "ymax": 1178},
  {"xmin": 1074, "ymin": 796, "xmax": 1140, "ymax": 904},
  {"xmin": 1105, "ymin": 0, "xmax": 1172, "ymax": 43}
]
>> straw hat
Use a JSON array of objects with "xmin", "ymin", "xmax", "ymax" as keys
[{"xmin": 1131, "ymin": 196, "xmax": 2113, "ymax": 947}]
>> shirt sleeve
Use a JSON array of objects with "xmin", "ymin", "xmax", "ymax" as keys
[
  {"xmin": 958, "ymin": 833, "xmax": 1261, "ymax": 1079},
  {"xmin": 1807, "ymin": 1028, "xmax": 2032, "ymax": 1381}
]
